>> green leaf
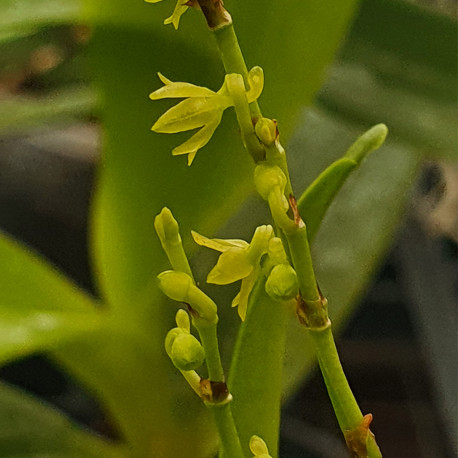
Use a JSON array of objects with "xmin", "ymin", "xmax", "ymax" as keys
[
  {"xmin": 228, "ymin": 279, "xmax": 291, "ymax": 458},
  {"xmin": 0, "ymin": 87, "xmax": 96, "ymax": 135},
  {"xmin": 0, "ymin": 380, "xmax": 127, "ymax": 457},
  {"xmin": 52, "ymin": 320, "xmax": 217, "ymax": 458},
  {"xmin": 0, "ymin": 231, "xmax": 106, "ymax": 365},
  {"xmin": 297, "ymin": 124, "xmax": 388, "ymax": 242},
  {"xmin": 0, "ymin": 0, "xmax": 79, "ymax": 43},
  {"xmin": 318, "ymin": 0, "xmax": 458, "ymax": 160}
]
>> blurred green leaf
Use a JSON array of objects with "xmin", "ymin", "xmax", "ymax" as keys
[
  {"xmin": 0, "ymin": 0, "xmax": 79, "ymax": 43},
  {"xmin": 0, "ymin": 87, "xmax": 96, "ymax": 134},
  {"xmin": 318, "ymin": 0, "xmax": 458, "ymax": 160},
  {"xmin": 0, "ymin": 231, "xmax": 105, "ymax": 365},
  {"xmin": 0, "ymin": 381, "xmax": 127, "ymax": 457}
]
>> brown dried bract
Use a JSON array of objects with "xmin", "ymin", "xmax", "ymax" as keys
[
  {"xmin": 199, "ymin": 378, "xmax": 230, "ymax": 404},
  {"xmin": 344, "ymin": 413, "xmax": 375, "ymax": 457},
  {"xmin": 288, "ymin": 194, "xmax": 303, "ymax": 227},
  {"xmin": 295, "ymin": 293, "xmax": 329, "ymax": 329}
]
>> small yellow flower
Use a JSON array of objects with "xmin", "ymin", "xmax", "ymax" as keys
[
  {"xmin": 150, "ymin": 67, "xmax": 264, "ymax": 165},
  {"xmin": 191, "ymin": 225, "xmax": 273, "ymax": 321},
  {"xmin": 145, "ymin": 0, "xmax": 191, "ymax": 30}
]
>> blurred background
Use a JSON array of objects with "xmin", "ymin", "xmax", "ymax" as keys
[{"xmin": 0, "ymin": 0, "xmax": 456, "ymax": 456}]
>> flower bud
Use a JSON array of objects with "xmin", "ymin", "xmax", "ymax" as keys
[
  {"xmin": 255, "ymin": 118, "xmax": 277, "ymax": 146},
  {"xmin": 253, "ymin": 164, "xmax": 287, "ymax": 200},
  {"xmin": 154, "ymin": 207, "xmax": 181, "ymax": 247},
  {"xmin": 175, "ymin": 309, "xmax": 190, "ymax": 331},
  {"xmin": 165, "ymin": 327, "xmax": 185, "ymax": 357},
  {"xmin": 170, "ymin": 332, "xmax": 205, "ymax": 371},
  {"xmin": 249, "ymin": 435, "xmax": 272, "ymax": 457},
  {"xmin": 265, "ymin": 264, "xmax": 299, "ymax": 301},
  {"xmin": 157, "ymin": 270, "xmax": 193, "ymax": 302},
  {"xmin": 267, "ymin": 237, "xmax": 288, "ymax": 265}
]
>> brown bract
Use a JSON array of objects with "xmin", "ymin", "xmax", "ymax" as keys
[{"xmin": 195, "ymin": 0, "xmax": 232, "ymax": 29}]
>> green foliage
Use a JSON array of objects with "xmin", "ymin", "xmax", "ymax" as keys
[
  {"xmin": 0, "ymin": 231, "xmax": 105, "ymax": 365},
  {"xmin": 0, "ymin": 381, "xmax": 126, "ymax": 458},
  {"xmin": 0, "ymin": 0, "xmax": 455, "ymax": 456}
]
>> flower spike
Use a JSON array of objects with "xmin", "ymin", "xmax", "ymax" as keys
[
  {"xmin": 192, "ymin": 225, "xmax": 273, "ymax": 320},
  {"xmin": 150, "ymin": 67, "xmax": 264, "ymax": 165}
]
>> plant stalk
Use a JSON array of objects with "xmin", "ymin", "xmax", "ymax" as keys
[
  {"xmin": 311, "ymin": 326, "xmax": 382, "ymax": 457},
  {"xmin": 208, "ymin": 403, "xmax": 244, "ymax": 458},
  {"xmin": 199, "ymin": 6, "xmax": 383, "ymax": 456}
]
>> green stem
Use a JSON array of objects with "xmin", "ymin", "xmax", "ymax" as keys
[
  {"xmin": 208, "ymin": 403, "xmax": 244, "ymax": 458},
  {"xmin": 195, "ymin": 323, "xmax": 224, "ymax": 382},
  {"xmin": 201, "ymin": 5, "xmax": 382, "ymax": 457},
  {"xmin": 286, "ymin": 226, "xmax": 319, "ymax": 301},
  {"xmin": 311, "ymin": 326, "xmax": 382, "ymax": 458},
  {"xmin": 213, "ymin": 24, "xmax": 262, "ymax": 119}
]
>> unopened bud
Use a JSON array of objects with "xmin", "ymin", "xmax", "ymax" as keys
[
  {"xmin": 265, "ymin": 264, "xmax": 298, "ymax": 301},
  {"xmin": 249, "ymin": 435, "xmax": 272, "ymax": 457},
  {"xmin": 157, "ymin": 270, "xmax": 193, "ymax": 302},
  {"xmin": 175, "ymin": 309, "xmax": 190, "ymax": 331},
  {"xmin": 158, "ymin": 270, "xmax": 218, "ymax": 325},
  {"xmin": 170, "ymin": 332, "xmax": 205, "ymax": 371},
  {"xmin": 255, "ymin": 118, "xmax": 277, "ymax": 146},
  {"xmin": 154, "ymin": 207, "xmax": 181, "ymax": 246},
  {"xmin": 267, "ymin": 237, "xmax": 288, "ymax": 265},
  {"xmin": 253, "ymin": 164, "xmax": 287, "ymax": 200}
]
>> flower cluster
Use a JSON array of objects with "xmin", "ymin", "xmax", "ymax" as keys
[
  {"xmin": 150, "ymin": 66, "xmax": 264, "ymax": 165},
  {"xmin": 192, "ymin": 225, "xmax": 273, "ymax": 321}
]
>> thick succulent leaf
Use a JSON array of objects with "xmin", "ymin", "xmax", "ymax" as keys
[
  {"xmin": 229, "ymin": 278, "xmax": 291, "ymax": 457},
  {"xmin": 0, "ymin": 381, "xmax": 127, "ymax": 458},
  {"xmin": 0, "ymin": 231, "xmax": 105, "ymax": 366},
  {"xmin": 298, "ymin": 123, "xmax": 387, "ymax": 241},
  {"xmin": 0, "ymin": 0, "xmax": 79, "ymax": 43},
  {"xmin": 298, "ymin": 157, "xmax": 357, "ymax": 241}
]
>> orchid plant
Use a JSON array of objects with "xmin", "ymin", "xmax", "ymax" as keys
[
  {"xmin": 147, "ymin": 0, "xmax": 385, "ymax": 456},
  {"xmin": 5, "ymin": 0, "xmax": 449, "ymax": 457}
]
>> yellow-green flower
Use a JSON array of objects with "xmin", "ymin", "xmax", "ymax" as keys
[
  {"xmin": 150, "ymin": 67, "xmax": 264, "ymax": 165},
  {"xmin": 145, "ymin": 0, "xmax": 191, "ymax": 30},
  {"xmin": 191, "ymin": 225, "xmax": 273, "ymax": 321}
]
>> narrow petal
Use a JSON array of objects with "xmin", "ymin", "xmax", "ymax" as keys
[
  {"xmin": 207, "ymin": 250, "xmax": 253, "ymax": 285},
  {"xmin": 150, "ymin": 76, "xmax": 216, "ymax": 100},
  {"xmin": 172, "ymin": 117, "xmax": 221, "ymax": 165},
  {"xmin": 163, "ymin": 0, "xmax": 188, "ymax": 29},
  {"xmin": 232, "ymin": 273, "xmax": 256, "ymax": 321},
  {"xmin": 246, "ymin": 66, "xmax": 264, "ymax": 103},
  {"xmin": 152, "ymin": 98, "xmax": 219, "ymax": 133},
  {"xmin": 191, "ymin": 231, "xmax": 249, "ymax": 252}
]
